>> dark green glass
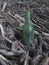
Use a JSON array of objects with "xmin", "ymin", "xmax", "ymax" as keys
[{"xmin": 23, "ymin": 10, "xmax": 34, "ymax": 46}]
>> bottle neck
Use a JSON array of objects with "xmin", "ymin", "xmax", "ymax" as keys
[
  {"xmin": 25, "ymin": 10, "xmax": 30, "ymax": 24},
  {"xmin": 25, "ymin": 18, "xmax": 30, "ymax": 24}
]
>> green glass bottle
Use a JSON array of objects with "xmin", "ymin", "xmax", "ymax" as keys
[{"xmin": 23, "ymin": 10, "xmax": 34, "ymax": 46}]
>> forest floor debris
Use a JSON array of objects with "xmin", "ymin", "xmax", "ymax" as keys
[{"xmin": 0, "ymin": 0, "xmax": 49, "ymax": 65}]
